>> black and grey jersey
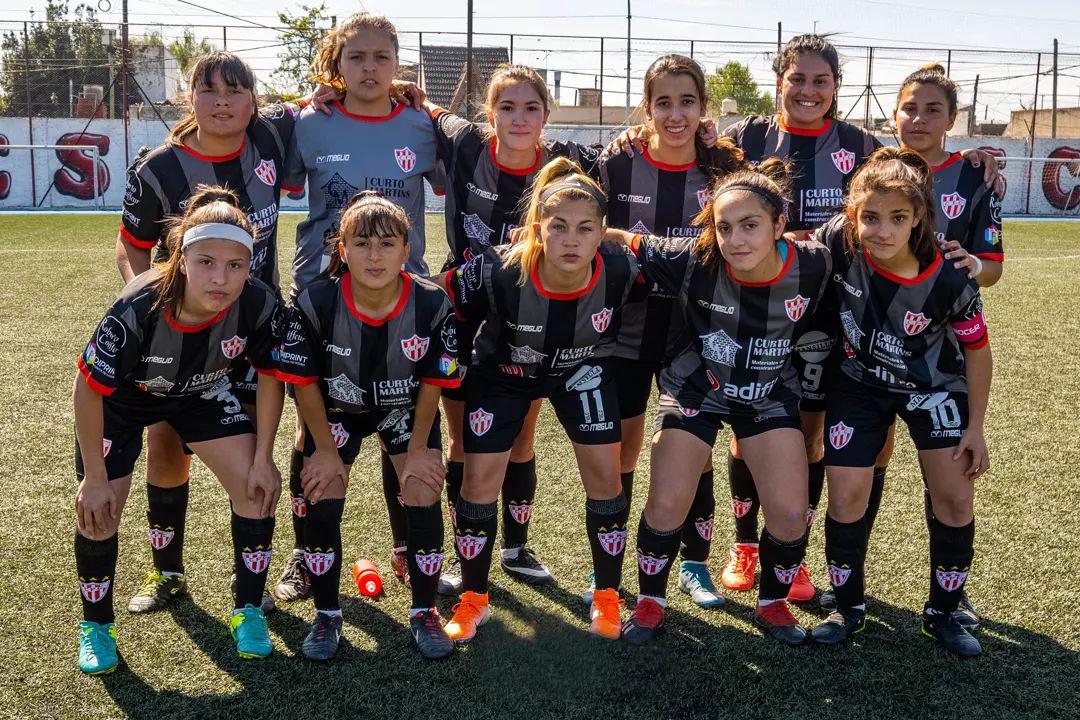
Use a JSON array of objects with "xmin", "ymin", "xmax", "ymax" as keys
[
  {"xmin": 599, "ymin": 146, "xmax": 711, "ymax": 364},
  {"xmin": 432, "ymin": 109, "xmax": 601, "ymax": 268},
  {"xmin": 119, "ymin": 103, "xmax": 298, "ymax": 290},
  {"xmin": 77, "ymin": 269, "xmax": 281, "ymax": 399},
  {"xmin": 276, "ymin": 272, "xmax": 459, "ymax": 413},
  {"xmin": 724, "ymin": 115, "xmax": 880, "ymax": 233},
  {"xmin": 931, "ymin": 152, "xmax": 1005, "ymax": 261},
  {"xmin": 631, "ymin": 234, "xmax": 832, "ymax": 416},
  {"xmin": 814, "ymin": 215, "xmax": 989, "ymax": 394},
  {"xmin": 446, "ymin": 245, "xmax": 645, "ymax": 380}
]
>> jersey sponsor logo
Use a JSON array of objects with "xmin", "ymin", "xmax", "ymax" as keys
[
  {"xmin": 831, "ymin": 148, "xmax": 856, "ymax": 175},
  {"xmin": 136, "ymin": 376, "xmax": 175, "ymax": 394},
  {"xmin": 148, "ymin": 526, "xmax": 174, "ymax": 550},
  {"xmin": 460, "ymin": 255, "xmax": 485, "ymax": 292},
  {"xmin": 700, "ymin": 329, "xmax": 742, "ymax": 367},
  {"xmin": 241, "ymin": 547, "xmax": 272, "ymax": 574},
  {"xmin": 834, "ymin": 273, "xmax": 863, "ymax": 298},
  {"xmin": 304, "ymin": 549, "xmax": 335, "ymax": 576},
  {"xmin": 499, "ymin": 364, "xmax": 524, "ymax": 377},
  {"xmin": 394, "ymin": 146, "xmax": 417, "ymax": 173},
  {"xmin": 102, "ymin": 438, "xmax": 113, "ymax": 457},
  {"xmin": 706, "ymin": 368, "xmax": 720, "ymax": 391},
  {"xmin": 597, "ymin": 527, "xmax": 627, "ymax": 556},
  {"xmin": 784, "ymin": 294, "xmax": 810, "ymax": 322},
  {"xmin": 508, "ymin": 503, "xmax": 533, "ymax": 524},
  {"xmin": 627, "ymin": 220, "xmax": 651, "ymax": 235},
  {"xmin": 636, "ymin": 551, "xmax": 670, "ymax": 576},
  {"xmin": 827, "ymin": 563, "xmax": 852, "ymax": 588},
  {"xmin": 984, "ymin": 225, "xmax": 1002, "ymax": 246},
  {"xmin": 722, "ymin": 378, "xmax": 778, "ymax": 401},
  {"xmin": 221, "ymin": 335, "xmax": 248, "ymax": 359},
  {"xmin": 869, "ymin": 364, "xmax": 916, "ymax": 389},
  {"xmin": 828, "ymin": 421, "xmax": 854, "ymax": 450},
  {"xmin": 840, "ymin": 310, "xmax": 865, "ymax": 350},
  {"xmin": 329, "ymin": 422, "xmax": 350, "ymax": 448},
  {"xmin": 463, "ymin": 213, "xmax": 495, "ymax": 247},
  {"xmin": 123, "ymin": 163, "xmax": 143, "ymax": 209},
  {"xmin": 591, "ymin": 307, "xmax": 613, "ymax": 333},
  {"xmin": 327, "ymin": 344, "xmax": 352, "ymax": 357},
  {"xmin": 903, "ymin": 311, "xmax": 931, "ymax": 336},
  {"xmin": 565, "ymin": 364, "xmax": 603, "ymax": 392},
  {"xmin": 441, "ymin": 320, "xmax": 458, "ymax": 353},
  {"xmin": 414, "ymin": 550, "xmax": 444, "ymax": 576},
  {"xmin": 141, "ymin": 355, "xmax": 174, "ymax": 365},
  {"xmin": 95, "ymin": 316, "xmax": 127, "ymax": 358},
  {"xmin": 509, "ymin": 344, "xmax": 547, "ymax": 364},
  {"xmin": 940, "ymin": 191, "xmax": 967, "ymax": 220},
  {"xmin": 291, "ymin": 495, "xmax": 308, "ymax": 518},
  {"xmin": 905, "ymin": 391, "xmax": 950, "ymax": 412},
  {"xmin": 617, "ymin": 193, "xmax": 652, "ymax": 205},
  {"xmin": 79, "ymin": 577, "xmax": 110, "ymax": 603},
  {"xmin": 506, "ymin": 321, "xmax": 543, "ymax": 332},
  {"xmin": 328, "ymin": 374, "xmax": 366, "ymax": 406},
  {"xmin": 731, "ymin": 497, "xmax": 753, "ymax": 517},
  {"xmin": 455, "ymin": 533, "xmax": 487, "ymax": 560},
  {"xmin": 697, "ymin": 298, "xmax": 735, "ymax": 314},
  {"xmin": 401, "ymin": 334, "xmax": 431, "ymax": 362},
  {"xmin": 552, "ymin": 346, "xmax": 595, "ymax": 370},
  {"xmin": 796, "ymin": 331, "xmax": 834, "ymax": 362},
  {"xmin": 315, "ymin": 153, "xmax": 351, "ymax": 163},
  {"xmin": 439, "ymin": 353, "xmax": 458, "ymax": 376},
  {"xmin": 696, "ymin": 187, "xmax": 711, "ymax": 210},
  {"xmin": 935, "ymin": 566, "xmax": 969, "ymax": 592},
  {"xmin": 469, "ymin": 408, "xmax": 494, "ymax": 436},
  {"xmin": 466, "ymin": 182, "xmax": 498, "ymax": 201},
  {"xmin": 694, "ymin": 518, "xmax": 714, "ymax": 541},
  {"xmin": 773, "ymin": 564, "xmax": 801, "ymax": 585},
  {"xmin": 745, "ymin": 338, "xmax": 792, "ymax": 372},
  {"xmin": 253, "ymin": 158, "xmax": 277, "ymax": 186},
  {"xmin": 377, "ymin": 408, "xmax": 412, "ymax": 437}
]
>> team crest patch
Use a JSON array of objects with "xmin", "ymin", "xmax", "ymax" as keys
[
  {"xmin": 469, "ymin": 408, "xmax": 494, "ymax": 436},
  {"xmin": 415, "ymin": 550, "xmax": 444, "ymax": 576},
  {"xmin": 254, "ymin": 158, "xmax": 277, "ymax": 186},
  {"xmin": 591, "ymin": 307, "xmax": 613, "ymax": 333},
  {"xmin": 637, "ymin": 552, "xmax": 670, "ymax": 576},
  {"xmin": 220, "ymin": 335, "xmax": 247, "ymax": 359},
  {"xmin": 102, "ymin": 439, "xmax": 113, "ymax": 457},
  {"xmin": 831, "ymin": 148, "xmax": 856, "ymax": 175},
  {"xmin": 79, "ymin": 577, "xmax": 110, "ymax": 603},
  {"xmin": 731, "ymin": 497, "xmax": 753, "ymax": 517},
  {"xmin": 304, "ymin": 549, "xmax": 335, "ymax": 576},
  {"xmin": 829, "ymin": 421, "xmax": 854, "ymax": 450},
  {"xmin": 680, "ymin": 405, "xmax": 700, "ymax": 417},
  {"xmin": 940, "ymin": 191, "xmax": 966, "ymax": 220},
  {"xmin": 242, "ymin": 547, "xmax": 272, "ymax": 574},
  {"xmin": 785, "ymin": 294, "xmax": 810, "ymax": 322},
  {"xmin": 455, "ymin": 533, "xmax": 487, "ymax": 560},
  {"xmin": 597, "ymin": 527, "xmax": 627, "ymax": 556},
  {"xmin": 694, "ymin": 518, "xmax": 714, "ymax": 541},
  {"xmin": 903, "ymin": 310, "xmax": 931, "ymax": 336},
  {"xmin": 828, "ymin": 563, "xmax": 852, "ymax": 587},
  {"xmin": 329, "ymin": 422, "xmax": 350, "ymax": 449},
  {"xmin": 773, "ymin": 564, "xmax": 801, "ymax": 584},
  {"xmin": 148, "ymin": 526, "xmax": 174, "ymax": 550},
  {"xmin": 696, "ymin": 187, "xmax": 711, "ymax": 210},
  {"xmin": 291, "ymin": 495, "xmax": 308, "ymax": 518},
  {"xmin": 935, "ymin": 566, "xmax": 969, "ymax": 592},
  {"xmin": 394, "ymin": 146, "xmax": 417, "ymax": 173},
  {"xmin": 401, "ymin": 334, "xmax": 430, "ymax": 361},
  {"xmin": 508, "ymin": 503, "xmax": 533, "ymax": 524}
]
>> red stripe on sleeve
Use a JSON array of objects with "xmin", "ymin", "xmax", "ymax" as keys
[
  {"xmin": 421, "ymin": 376, "xmax": 462, "ymax": 389},
  {"xmin": 77, "ymin": 358, "xmax": 116, "ymax": 396},
  {"xmin": 119, "ymin": 225, "xmax": 157, "ymax": 250}
]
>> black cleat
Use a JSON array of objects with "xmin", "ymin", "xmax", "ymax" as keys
[
  {"xmin": 302, "ymin": 612, "xmax": 343, "ymax": 661},
  {"xmin": 811, "ymin": 608, "xmax": 867, "ymax": 645},
  {"xmin": 921, "ymin": 608, "xmax": 982, "ymax": 657},
  {"xmin": 500, "ymin": 546, "xmax": 554, "ymax": 585},
  {"xmin": 438, "ymin": 556, "xmax": 462, "ymax": 597},
  {"xmin": 819, "ymin": 587, "xmax": 837, "ymax": 612},
  {"xmin": 273, "ymin": 549, "xmax": 311, "ymax": 602},
  {"xmin": 128, "ymin": 569, "xmax": 188, "ymax": 614},
  {"xmin": 410, "ymin": 610, "xmax": 454, "ymax": 659},
  {"xmin": 953, "ymin": 591, "xmax": 980, "ymax": 631}
]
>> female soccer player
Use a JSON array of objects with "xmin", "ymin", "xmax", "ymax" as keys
[
  {"xmin": 74, "ymin": 187, "xmax": 285, "ymax": 674},
  {"xmin": 276, "ymin": 192, "xmax": 459, "ymax": 661},
  {"xmin": 809, "ymin": 147, "xmax": 991, "ymax": 657},
  {"xmin": 597, "ymin": 54, "xmax": 746, "ymax": 609},
  {"xmin": 114, "ymin": 52, "xmax": 296, "ymax": 615},
  {"xmin": 441, "ymin": 158, "xmax": 645, "ymax": 642},
  {"xmin": 604, "ymin": 161, "xmax": 832, "ymax": 646}
]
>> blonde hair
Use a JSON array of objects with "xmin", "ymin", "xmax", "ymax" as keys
[
  {"xmin": 481, "ymin": 64, "xmax": 554, "ymax": 125},
  {"xmin": 325, "ymin": 191, "xmax": 410, "ymax": 277},
  {"xmin": 506, "ymin": 157, "xmax": 606, "ymax": 285},
  {"xmin": 310, "ymin": 13, "xmax": 399, "ymax": 91}
]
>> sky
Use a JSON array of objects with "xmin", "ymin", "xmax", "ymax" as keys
[{"xmin": 3, "ymin": 0, "xmax": 1079, "ymax": 122}]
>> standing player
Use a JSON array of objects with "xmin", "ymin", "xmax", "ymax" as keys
[
  {"xmin": 441, "ymin": 158, "xmax": 645, "ymax": 643},
  {"xmin": 114, "ymin": 52, "xmax": 296, "ymax": 615},
  {"xmin": 596, "ymin": 54, "xmax": 745, "ymax": 609},
  {"xmin": 604, "ymin": 161, "xmax": 833, "ymax": 646},
  {"xmin": 75, "ymin": 188, "xmax": 285, "ymax": 674},
  {"xmin": 274, "ymin": 192, "xmax": 459, "ymax": 661},
  {"xmin": 275, "ymin": 12, "xmax": 440, "ymax": 602},
  {"xmin": 809, "ymin": 148, "xmax": 991, "ymax": 657}
]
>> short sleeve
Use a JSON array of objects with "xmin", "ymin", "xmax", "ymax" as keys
[
  {"xmin": 810, "ymin": 214, "xmax": 847, "ymax": 257},
  {"xmin": 630, "ymin": 235, "xmax": 695, "ymax": 297},
  {"xmin": 77, "ymin": 306, "xmax": 140, "ymax": 395},
  {"xmin": 948, "ymin": 287, "xmax": 989, "ymax": 350},
  {"xmin": 272, "ymin": 302, "xmax": 321, "ymax": 385},
  {"xmin": 964, "ymin": 188, "xmax": 1004, "ymax": 262},
  {"xmin": 245, "ymin": 289, "xmax": 285, "ymax": 374},
  {"xmin": 119, "ymin": 161, "xmax": 164, "ymax": 250},
  {"xmin": 445, "ymin": 252, "xmax": 491, "ymax": 321},
  {"xmin": 431, "ymin": 108, "xmax": 485, "ymax": 172},
  {"xmin": 418, "ymin": 298, "xmax": 462, "ymax": 388},
  {"xmin": 281, "ymin": 114, "xmax": 306, "ymax": 192}
]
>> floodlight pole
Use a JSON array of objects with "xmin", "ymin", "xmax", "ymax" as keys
[
  {"xmin": 465, "ymin": 0, "xmax": 474, "ymax": 119},
  {"xmin": 626, "ymin": 1, "xmax": 631, "ymax": 110}
]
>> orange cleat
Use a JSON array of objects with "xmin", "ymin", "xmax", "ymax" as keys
[
  {"xmin": 444, "ymin": 591, "xmax": 490, "ymax": 643},
  {"xmin": 589, "ymin": 588, "xmax": 625, "ymax": 640},
  {"xmin": 721, "ymin": 543, "xmax": 758, "ymax": 592},
  {"xmin": 786, "ymin": 563, "xmax": 816, "ymax": 603}
]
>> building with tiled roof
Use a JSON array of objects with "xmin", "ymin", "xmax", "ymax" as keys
[{"xmin": 419, "ymin": 45, "xmax": 510, "ymax": 113}]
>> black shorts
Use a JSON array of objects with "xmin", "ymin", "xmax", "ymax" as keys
[
  {"xmin": 793, "ymin": 329, "xmax": 840, "ymax": 414},
  {"xmin": 228, "ymin": 360, "xmax": 259, "ymax": 407},
  {"xmin": 76, "ymin": 383, "xmax": 253, "ymax": 481},
  {"xmin": 610, "ymin": 357, "xmax": 659, "ymax": 419},
  {"xmin": 655, "ymin": 395, "xmax": 802, "ymax": 446},
  {"xmin": 463, "ymin": 363, "xmax": 621, "ymax": 454},
  {"xmin": 441, "ymin": 316, "xmax": 479, "ymax": 403},
  {"xmin": 824, "ymin": 373, "xmax": 970, "ymax": 467},
  {"xmin": 303, "ymin": 409, "xmax": 443, "ymax": 466}
]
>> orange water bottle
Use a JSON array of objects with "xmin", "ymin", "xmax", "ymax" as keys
[{"xmin": 351, "ymin": 558, "xmax": 383, "ymax": 597}]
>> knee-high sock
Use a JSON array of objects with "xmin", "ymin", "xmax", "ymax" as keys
[
  {"xmin": 728, "ymin": 453, "xmax": 760, "ymax": 544},
  {"xmin": 863, "ymin": 466, "xmax": 887, "ymax": 538},
  {"xmin": 76, "ymin": 532, "xmax": 118, "ymax": 624},
  {"xmin": 757, "ymin": 528, "xmax": 808, "ymax": 602},
  {"xmin": 928, "ymin": 517, "xmax": 975, "ymax": 614},
  {"xmin": 303, "ymin": 498, "xmax": 345, "ymax": 612},
  {"xmin": 585, "ymin": 494, "xmax": 630, "ymax": 591},
  {"xmin": 406, "ymin": 501, "xmax": 445, "ymax": 610},
  {"xmin": 806, "ymin": 460, "xmax": 825, "ymax": 528},
  {"xmin": 231, "ymin": 513, "xmax": 275, "ymax": 609},
  {"xmin": 824, "ymin": 515, "xmax": 868, "ymax": 611},
  {"xmin": 501, "ymin": 458, "xmax": 537, "ymax": 550},
  {"xmin": 289, "ymin": 449, "xmax": 306, "ymax": 549},
  {"xmin": 635, "ymin": 516, "xmax": 681, "ymax": 600},
  {"xmin": 680, "ymin": 470, "xmax": 715, "ymax": 562},
  {"xmin": 445, "ymin": 460, "xmax": 464, "ymax": 530},
  {"xmin": 454, "ymin": 498, "xmax": 498, "ymax": 594},
  {"xmin": 146, "ymin": 482, "xmax": 187, "ymax": 574},
  {"xmin": 620, "ymin": 471, "xmax": 635, "ymax": 506},
  {"xmin": 381, "ymin": 450, "xmax": 407, "ymax": 552}
]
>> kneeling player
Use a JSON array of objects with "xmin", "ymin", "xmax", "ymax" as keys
[
  {"xmin": 279, "ymin": 192, "xmax": 459, "ymax": 660},
  {"xmin": 811, "ymin": 148, "xmax": 991, "ymax": 657},
  {"xmin": 74, "ymin": 188, "xmax": 285, "ymax": 674}
]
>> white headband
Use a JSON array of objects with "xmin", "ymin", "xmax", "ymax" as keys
[{"xmin": 181, "ymin": 223, "xmax": 254, "ymax": 253}]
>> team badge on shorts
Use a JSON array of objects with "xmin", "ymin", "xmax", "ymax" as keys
[
  {"xmin": 254, "ymin": 158, "xmax": 277, "ymax": 186},
  {"xmin": 508, "ymin": 502, "xmax": 533, "ymax": 524},
  {"xmin": 694, "ymin": 518, "xmax": 714, "ymax": 541},
  {"xmin": 414, "ymin": 550, "xmax": 444, "ymax": 576},
  {"xmin": 831, "ymin": 148, "xmax": 856, "ymax": 175},
  {"xmin": 468, "ymin": 408, "xmax": 494, "ymax": 436},
  {"xmin": 828, "ymin": 563, "xmax": 852, "ymax": 587},
  {"xmin": 731, "ymin": 497, "xmax": 753, "ymax": 517},
  {"xmin": 597, "ymin": 527, "xmax": 627, "ymax": 556},
  {"xmin": 784, "ymin": 294, "xmax": 810, "ymax": 322},
  {"xmin": 148, "ymin": 526, "xmax": 174, "ymax": 550},
  {"xmin": 394, "ymin": 146, "xmax": 417, "ymax": 173},
  {"xmin": 591, "ymin": 307, "xmax": 613, "ymax": 333},
  {"xmin": 696, "ymin": 187, "xmax": 711, "ymax": 210},
  {"xmin": 102, "ymin": 439, "xmax": 113, "ymax": 457},
  {"xmin": 903, "ymin": 310, "xmax": 931, "ymax": 336},
  {"xmin": 706, "ymin": 368, "xmax": 720, "ymax": 392},
  {"xmin": 447, "ymin": 502, "xmax": 458, "ymax": 527},
  {"xmin": 291, "ymin": 495, "xmax": 308, "ymax": 518},
  {"xmin": 401, "ymin": 334, "xmax": 430, "ymax": 361},
  {"xmin": 805, "ymin": 507, "xmax": 818, "ymax": 526},
  {"xmin": 455, "ymin": 533, "xmax": 488, "ymax": 560},
  {"xmin": 79, "ymin": 577, "xmax": 111, "ymax": 603},
  {"xmin": 935, "ymin": 565, "xmax": 969, "ymax": 592},
  {"xmin": 774, "ymin": 564, "xmax": 801, "ymax": 584},
  {"xmin": 329, "ymin": 422, "xmax": 350, "ymax": 449},
  {"xmin": 304, "ymin": 549, "xmax": 335, "ymax": 576},
  {"xmin": 637, "ymin": 551, "xmax": 670, "ymax": 576},
  {"xmin": 679, "ymin": 405, "xmax": 700, "ymax": 417},
  {"xmin": 220, "ymin": 335, "xmax": 248, "ymax": 359},
  {"xmin": 940, "ymin": 192, "xmax": 967, "ymax": 220},
  {"xmin": 242, "ymin": 547, "xmax": 272, "ymax": 574},
  {"xmin": 829, "ymin": 421, "xmax": 854, "ymax": 450}
]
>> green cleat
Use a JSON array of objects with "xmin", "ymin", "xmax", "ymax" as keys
[
  {"xmin": 78, "ymin": 621, "xmax": 118, "ymax": 675},
  {"xmin": 678, "ymin": 561, "xmax": 727, "ymax": 609},
  {"xmin": 128, "ymin": 569, "xmax": 188, "ymax": 614},
  {"xmin": 229, "ymin": 605, "xmax": 273, "ymax": 659}
]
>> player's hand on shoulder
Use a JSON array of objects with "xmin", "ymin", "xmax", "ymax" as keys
[
  {"xmin": 940, "ymin": 240, "xmax": 980, "ymax": 279},
  {"xmin": 610, "ymin": 125, "xmax": 649, "ymax": 157},
  {"xmin": 309, "ymin": 83, "xmax": 343, "ymax": 115},
  {"xmin": 697, "ymin": 117, "xmax": 719, "ymax": 147},
  {"xmin": 390, "ymin": 79, "xmax": 426, "ymax": 109}
]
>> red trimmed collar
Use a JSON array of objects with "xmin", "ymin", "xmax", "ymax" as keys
[
  {"xmin": 725, "ymin": 238, "xmax": 795, "ymax": 287},
  {"xmin": 642, "ymin": 145, "xmax": 696, "ymax": 172},
  {"xmin": 777, "ymin": 116, "xmax": 832, "ymax": 137},
  {"xmin": 490, "ymin": 139, "xmax": 541, "ymax": 175},
  {"xmin": 530, "ymin": 253, "xmax": 603, "ymax": 300},
  {"xmin": 332, "ymin": 99, "xmax": 406, "ymax": 123},
  {"xmin": 177, "ymin": 136, "xmax": 246, "ymax": 163},
  {"xmin": 342, "ymin": 270, "xmax": 412, "ymax": 325},
  {"xmin": 931, "ymin": 152, "xmax": 963, "ymax": 173},
  {"xmin": 863, "ymin": 247, "xmax": 943, "ymax": 285},
  {"xmin": 164, "ymin": 306, "xmax": 227, "ymax": 333}
]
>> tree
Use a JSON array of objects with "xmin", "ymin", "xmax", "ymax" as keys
[
  {"xmin": 0, "ymin": 0, "xmax": 108, "ymax": 117},
  {"xmin": 705, "ymin": 61, "xmax": 774, "ymax": 116},
  {"xmin": 271, "ymin": 3, "xmax": 329, "ymax": 96},
  {"xmin": 168, "ymin": 28, "xmax": 215, "ymax": 84}
]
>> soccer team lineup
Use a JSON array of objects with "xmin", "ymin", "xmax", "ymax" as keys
[{"xmin": 68, "ymin": 11, "xmax": 1019, "ymax": 675}]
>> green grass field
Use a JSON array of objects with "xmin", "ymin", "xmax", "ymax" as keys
[{"xmin": 0, "ymin": 214, "xmax": 1078, "ymax": 720}]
